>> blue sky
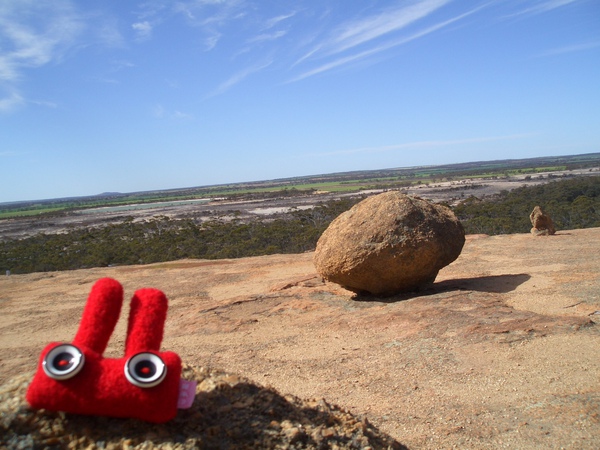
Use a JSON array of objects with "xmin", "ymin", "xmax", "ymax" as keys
[{"xmin": 1, "ymin": 0, "xmax": 599, "ymax": 203}]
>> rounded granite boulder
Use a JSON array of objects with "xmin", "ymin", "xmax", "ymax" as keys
[{"xmin": 314, "ymin": 191, "xmax": 465, "ymax": 296}]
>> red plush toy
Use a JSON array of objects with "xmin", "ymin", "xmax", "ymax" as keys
[{"xmin": 26, "ymin": 278, "xmax": 183, "ymax": 423}]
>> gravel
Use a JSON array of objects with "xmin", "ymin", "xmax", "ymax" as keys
[{"xmin": 1, "ymin": 364, "xmax": 404, "ymax": 450}]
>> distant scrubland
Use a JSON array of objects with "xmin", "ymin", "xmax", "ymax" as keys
[
  {"xmin": 1, "ymin": 177, "xmax": 599, "ymax": 275},
  {"xmin": 454, "ymin": 176, "xmax": 600, "ymax": 234}
]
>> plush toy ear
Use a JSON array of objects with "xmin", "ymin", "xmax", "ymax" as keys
[
  {"xmin": 122, "ymin": 288, "xmax": 182, "ymax": 422},
  {"xmin": 27, "ymin": 279, "xmax": 182, "ymax": 424},
  {"xmin": 72, "ymin": 278, "xmax": 123, "ymax": 354},
  {"xmin": 125, "ymin": 288, "xmax": 167, "ymax": 356},
  {"xmin": 26, "ymin": 278, "xmax": 123, "ymax": 413}
]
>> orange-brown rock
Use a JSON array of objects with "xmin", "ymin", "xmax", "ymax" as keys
[
  {"xmin": 530, "ymin": 205, "xmax": 556, "ymax": 235},
  {"xmin": 313, "ymin": 192, "xmax": 465, "ymax": 296},
  {"xmin": 1, "ymin": 228, "xmax": 600, "ymax": 449}
]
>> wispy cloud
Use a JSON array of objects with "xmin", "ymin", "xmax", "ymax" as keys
[
  {"xmin": 288, "ymin": 4, "xmax": 487, "ymax": 83},
  {"xmin": 326, "ymin": 0, "xmax": 450, "ymax": 55},
  {"xmin": 0, "ymin": 91, "xmax": 25, "ymax": 113},
  {"xmin": 94, "ymin": 60, "xmax": 136, "ymax": 85},
  {"xmin": 263, "ymin": 12, "xmax": 296, "ymax": 30},
  {"xmin": 247, "ymin": 30, "xmax": 287, "ymax": 45},
  {"xmin": 173, "ymin": 0, "xmax": 247, "ymax": 27},
  {"xmin": 203, "ymin": 32, "xmax": 222, "ymax": 51},
  {"xmin": 295, "ymin": 0, "xmax": 450, "ymax": 65},
  {"xmin": 173, "ymin": 110, "xmax": 194, "ymax": 120},
  {"xmin": 0, "ymin": 2, "xmax": 85, "ymax": 83},
  {"xmin": 152, "ymin": 104, "xmax": 194, "ymax": 120},
  {"xmin": 536, "ymin": 40, "xmax": 600, "ymax": 57},
  {"xmin": 0, "ymin": 150, "xmax": 26, "ymax": 157},
  {"xmin": 0, "ymin": 1, "xmax": 129, "ymax": 113},
  {"xmin": 503, "ymin": 0, "xmax": 582, "ymax": 18},
  {"xmin": 132, "ymin": 21, "xmax": 153, "ymax": 41},
  {"xmin": 309, "ymin": 133, "xmax": 537, "ymax": 157},
  {"xmin": 28, "ymin": 99, "xmax": 58, "ymax": 109},
  {"xmin": 94, "ymin": 15, "xmax": 126, "ymax": 48},
  {"xmin": 169, "ymin": 0, "xmax": 247, "ymax": 51},
  {"xmin": 208, "ymin": 59, "xmax": 273, "ymax": 97},
  {"xmin": 0, "ymin": 1, "xmax": 85, "ymax": 113}
]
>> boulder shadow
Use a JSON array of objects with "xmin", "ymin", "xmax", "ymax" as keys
[
  {"xmin": 353, "ymin": 273, "xmax": 531, "ymax": 303},
  {"xmin": 433, "ymin": 273, "xmax": 531, "ymax": 294}
]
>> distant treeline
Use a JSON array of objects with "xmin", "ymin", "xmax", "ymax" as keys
[
  {"xmin": 0, "ymin": 198, "xmax": 363, "ymax": 274},
  {"xmin": 1, "ymin": 177, "xmax": 599, "ymax": 274},
  {"xmin": 454, "ymin": 176, "xmax": 600, "ymax": 234},
  {"xmin": 4, "ymin": 152, "xmax": 600, "ymax": 219}
]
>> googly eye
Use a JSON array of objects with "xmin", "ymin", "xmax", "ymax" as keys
[
  {"xmin": 43, "ymin": 344, "xmax": 85, "ymax": 380},
  {"xmin": 124, "ymin": 352, "xmax": 167, "ymax": 388}
]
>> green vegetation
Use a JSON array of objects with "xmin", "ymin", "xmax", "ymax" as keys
[
  {"xmin": 2, "ymin": 152, "xmax": 599, "ymax": 219},
  {"xmin": 0, "ymin": 198, "xmax": 364, "ymax": 274},
  {"xmin": 2, "ymin": 152, "xmax": 600, "ymax": 274},
  {"xmin": 2, "ymin": 177, "xmax": 600, "ymax": 275},
  {"xmin": 0, "ymin": 207, "xmax": 72, "ymax": 218},
  {"xmin": 454, "ymin": 176, "xmax": 600, "ymax": 234}
]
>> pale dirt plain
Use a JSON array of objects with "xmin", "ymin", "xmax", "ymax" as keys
[
  {"xmin": 2, "ymin": 168, "xmax": 598, "ymax": 242},
  {"xmin": 1, "ymin": 226, "xmax": 599, "ymax": 448}
]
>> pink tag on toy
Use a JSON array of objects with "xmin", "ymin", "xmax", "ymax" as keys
[{"xmin": 177, "ymin": 379, "xmax": 197, "ymax": 409}]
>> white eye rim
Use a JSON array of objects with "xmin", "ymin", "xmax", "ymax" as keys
[
  {"xmin": 43, "ymin": 344, "xmax": 85, "ymax": 380},
  {"xmin": 124, "ymin": 352, "xmax": 167, "ymax": 388}
]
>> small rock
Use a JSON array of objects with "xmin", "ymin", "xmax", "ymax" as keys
[
  {"xmin": 530, "ymin": 205, "xmax": 556, "ymax": 236},
  {"xmin": 283, "ymin": 426, "xmax": 304, "ymax": 444},
  {"xmin": 322, "ymin": 427, "xmax": 336, "ymax": 438}
]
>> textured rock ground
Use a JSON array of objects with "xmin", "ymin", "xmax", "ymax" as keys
[{"xmin": 1, "ymin": 228, "xmax": 599, "ymax": 449}]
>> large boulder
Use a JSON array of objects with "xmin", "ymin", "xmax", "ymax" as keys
[
  {"xmin": 314, "ymin": 192, "xmax": 465, "ymax": 296},
  {"xmin": 530, "ymin": 205, "xmax": 556, "ymax": 236}
]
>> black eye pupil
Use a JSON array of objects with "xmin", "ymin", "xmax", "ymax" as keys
[
  {"xmin": 134, "ymin": 360, "xmax": 156, "ymax": 379},
  {"xmin": 52, "ymin": 352, "xmax": 75, "ymax": 371}
]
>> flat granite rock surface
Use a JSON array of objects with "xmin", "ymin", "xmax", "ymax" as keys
[{"xmin": 1, "ymin": 228, "xmax": 599, "ymax": 449}]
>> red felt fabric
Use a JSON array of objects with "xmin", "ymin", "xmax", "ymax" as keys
[
  {"xmin": 125, "ymin": 288, "xmax": 167, "ymax": 356},
  {"xmin": 72, "ymin": 277, "xmax": 123, "ymax": 354},
  {"xmin": 26, "ymin": 278, "xmax": 182, "ymax": 423}
]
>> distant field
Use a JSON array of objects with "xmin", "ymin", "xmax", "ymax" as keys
[
  {"xmin": 2, "ymin": 176, "xmax": 599, "ymax": 274},
  {"xmin": 0, "ymin": 207, "xmax": 70, "ymax": 218},
  {"xmin": 77, "ymin": 198, "xmax": 212, "ymax": 215},
  {"xmin": 1, "ymin": 152, "xmax": 598, "ymax": 219}
]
